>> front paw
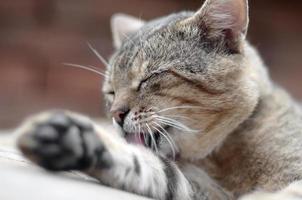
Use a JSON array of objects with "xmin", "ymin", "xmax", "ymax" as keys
[{"xmin": 17, "ymin": 111, "xmax": 113, "ymax": 171}]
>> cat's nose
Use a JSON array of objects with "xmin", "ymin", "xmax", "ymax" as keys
[{"xmin": 110, "ymin": 107, "xmax": 130, "ymax": 127}]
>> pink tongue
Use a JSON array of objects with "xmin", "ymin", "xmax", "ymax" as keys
[{"xmin": 126, "ymin": 133, "xmax": 144, "ymax": 145}]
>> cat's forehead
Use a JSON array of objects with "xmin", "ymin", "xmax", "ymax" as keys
[
  {"xmin": 131, "ymin": 12, "xmax": 193, "ymax": 43},
  {"xmin": 110, "ymin": 12, "xmax": 196, "ymax": 70},
  {"xmin": 109, "ymin": 11, "xmax": 218, "ymax": 84}
]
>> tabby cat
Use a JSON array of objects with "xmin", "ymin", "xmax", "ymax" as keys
[{"xmin": 16, "ymin": 0, "xmax": 302, "ymax": 199}]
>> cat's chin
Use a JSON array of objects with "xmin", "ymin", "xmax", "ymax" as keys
[
  {"xmin": 124, "ymin": 125, "xmax": 171, "ymax": 150},
  {"xmin": 124, "ymin": 132, "xmax": 146, "ymax": 146}
]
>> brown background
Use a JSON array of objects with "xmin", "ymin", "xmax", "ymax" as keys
[{"xmin": 0, "ymin": 0, "xmax": 302, "ymax": 129}]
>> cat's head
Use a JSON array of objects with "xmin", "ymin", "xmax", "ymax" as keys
[{"xmin": 103, "ymin": 0, "xmax": 260, "ymax": 159}]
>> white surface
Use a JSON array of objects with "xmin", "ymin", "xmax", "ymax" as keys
[
  {"xmin": 0, "ymin": 130, "xmax": 150, "ymax": 200},
  {"xmin": 0, "ymin": 162, "xmax": 148, "ymax": 200}
]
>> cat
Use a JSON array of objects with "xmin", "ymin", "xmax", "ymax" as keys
[{"xmin": 15, "ymin": 0, "xmax": 302, "ymax": 199}]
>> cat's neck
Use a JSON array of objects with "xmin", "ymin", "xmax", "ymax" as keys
[
  {"xmin": 243, "ymin": 41, "xmax": 273, "ymax": 97},
  {"xmin": 239, "ymin": 85, "xmax": 299, "ymax": 132}
]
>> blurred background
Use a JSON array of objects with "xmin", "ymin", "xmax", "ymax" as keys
[{"xmin": 0, "ymin": 0, "xmax": 302, "ymax": 129}]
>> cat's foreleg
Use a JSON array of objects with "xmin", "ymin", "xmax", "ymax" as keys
[
  {"xmin": 181, "ymin": 164, "xmax": 233, "ymax": 200},
  {"xmin": 16, "ymin": 111, "xmax": 193, "ymax": 200}
]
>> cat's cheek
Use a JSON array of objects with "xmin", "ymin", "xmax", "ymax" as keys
[{"xmin": 104, "ymin": 97, "xmax": 114, "ymax": 112}]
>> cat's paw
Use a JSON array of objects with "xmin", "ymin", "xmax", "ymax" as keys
[{"xmin": 17, "ymin": 111, "xmax": 113, "ymax": 171}]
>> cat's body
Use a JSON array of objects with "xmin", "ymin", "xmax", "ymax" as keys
[
  {"xmin": 200, "ymin": 87, "xmax": 302, "ymax": 196},
  {"xmin": 15, "ymin": 0, "xmax": 302, "ymax": 199},
  {"xmin": 181, "ymin": 43, "xmax": 302, "ymax": 196}
]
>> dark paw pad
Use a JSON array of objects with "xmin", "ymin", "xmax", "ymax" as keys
[{"xmin": 18, "ymin": 112, "xmax": 112, "ymax": 171}]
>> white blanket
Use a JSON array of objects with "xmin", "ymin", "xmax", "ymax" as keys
[{"xmin": 0, "ymin": 131, "xmax": 149, "ymax": 200}]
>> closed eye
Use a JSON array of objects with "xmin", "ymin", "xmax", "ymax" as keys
[
  {"xmin": 137, "ymin": 78, "xmax": 150, "ymax": 91},
  {"xmin": 137, "ymin": 69, "xmax": 169, "ymax": 91},
  {"xmin": 107, "ymin": 91, "xmax": 115, "ymax": 95},
  {"xmin": 104, "ymin": 90, "xmax": 115, "ymax": 103},
  {"xmin": 103, "ymin": 89, "xmax": 115, "ymax": 96}
]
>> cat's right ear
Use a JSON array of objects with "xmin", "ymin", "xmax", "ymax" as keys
[
  {"xmin": 181, "ymin": 0, "xmax": 249, "ymax": 53},
  {"xmin": 111, "ymin": 14, "xmax": 145, "ymax": 49}
]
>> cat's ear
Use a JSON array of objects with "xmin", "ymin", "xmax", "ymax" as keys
[
  {"xmin": 183, "ymin": 0, "xmax": 249, "ymax": 53},
  {"xmin": 111, "ymin": 14, "xmax": 145, "ymax": 49}
]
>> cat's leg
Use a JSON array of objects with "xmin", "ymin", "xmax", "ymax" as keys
[
  {"xmin": 181, "ymin": 165, "xmax": 233, "ymax": 200},
  {"xmin": 16, "ymin": 111, "xmax": 191, "ymax": 200},
  {"xmin": 240, "ymin": 181, "xmax": 302, "ymax": 200},
  {"xmin": 16, "ymin": 111, "xmax": 191, "ymax": 199},
  {"xmin": 16, "ymin": 111, "xmax": 231, "ymax": 200}
]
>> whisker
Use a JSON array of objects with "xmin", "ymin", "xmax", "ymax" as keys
[
  {"xmin": 146, "ymin": 123, "xmax": 158, "ymax": 153},
  {"xmin": 140, "ymin": 124, "xmax": 148, "ymax": 146},
  {"xmin": 62, "ymin": 63, "xmax": 107, "ymax": 77},
  {"xmin": 157, "ymin": 105, "xmax": 205, "ymax": 114},
  {"xmin": 134, "ymin": 123, "xmax": 139, "ymax": 142},
  {"xmin": 137, "ymin": 114, "xmax": 198, "ymax": 133},
  {"xmin": 156, "ymin": 119, "xmax": 189, "ymax": 132},
  {"xmin": 162, "ymin": 114, "xmax": 193, "ymax": 121},
  {"xmin": 151, "ymin": 122, "xmax": 176, "ymax": 160},
  {"xmin": 157, "ymin": 119, "xmax": 199, "ymax": 133},
  {"xmin": 155, "ymin": 116, "xmax": 199, "ymax": 133},
  {"xmin": 152, "ymin": 121, "xmax": 177, "ymax": 148},
  {"xmin": 87, "ymin": 42, "xmax": 111, "ymax": 69},
  {"xmin": 137, "ymin": 123, "xmax": 145, "ymax": 146}
]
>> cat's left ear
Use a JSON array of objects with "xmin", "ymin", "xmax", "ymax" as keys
[
  {"xmin": 182, "ymin": 0, "xmax": 249, "ymax": 53},
  {"xmin": 111, "ymin": 14, "xmax": 145, "ymax": 49}
]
